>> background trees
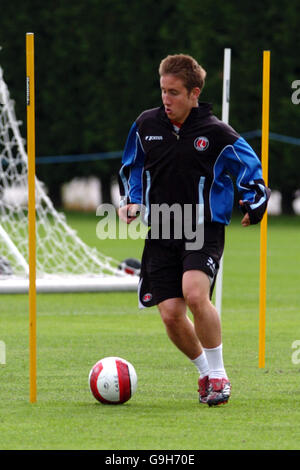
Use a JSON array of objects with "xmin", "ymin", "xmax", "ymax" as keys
[{"xmin": 0, "ymin": 0, "xmax": 299, "ymax": 210}]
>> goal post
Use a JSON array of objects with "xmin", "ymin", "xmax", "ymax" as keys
[
  {"xmin": 258, "ymin": 50, "xmax": 270, "ymax": 368},
  {"xmin": 26, "ymin": 32, "xmax": 37, "ymax": 403},
  {"xmin": 0, "ymin": 58, "xmax": 138, "ymax": 293},
  {"xmin": 215, "ymin": 48, "xmax": 231, "ymax": 316}
]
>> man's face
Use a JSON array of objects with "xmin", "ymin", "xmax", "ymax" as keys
[{"xmin": 160, "ymin": 74, "xmax": 200, "ymax": 124}]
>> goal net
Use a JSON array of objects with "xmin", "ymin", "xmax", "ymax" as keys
[{"xmin": 0, "ymin": 66, "xmax": 138, "ymax": 293}]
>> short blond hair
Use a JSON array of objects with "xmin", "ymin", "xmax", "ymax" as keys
[{"xmin": 159, "ymin": 54, "xmax": 206, "ymax": 93}]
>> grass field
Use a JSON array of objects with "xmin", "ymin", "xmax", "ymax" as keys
[{"xmin": 1, "ymin": 212, "xmax": 300, "ymax": 450}]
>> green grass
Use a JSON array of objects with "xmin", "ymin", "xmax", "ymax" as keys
[{"xmin": 1, "ymin": 213, "xmax": 300, "ymax": 450}]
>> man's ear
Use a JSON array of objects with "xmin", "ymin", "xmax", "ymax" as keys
[{"xmin": 192, "ymin": 87, "xmax": 201, "ymax": 100}]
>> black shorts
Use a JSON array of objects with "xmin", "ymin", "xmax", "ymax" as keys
[{"xmin": 138, "ymin": 222, "xmax": 225, "ymax": 308}]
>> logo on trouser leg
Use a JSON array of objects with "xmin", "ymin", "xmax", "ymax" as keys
[
  {"xmin": 143, "ymin": 293, "xmax": 152, "ymax": 302},
  {"xmin": 206, "ymin": 257, "xmax": 216, "ymax": 276}
]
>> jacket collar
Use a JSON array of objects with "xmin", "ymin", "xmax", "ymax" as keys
[{"xmin": 159, "ymin": 102, "xmax": 213, "ymax": 128}]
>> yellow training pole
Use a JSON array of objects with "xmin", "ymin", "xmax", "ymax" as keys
[
  {"xmin": 259, "ymin": 50, "xmax": 270, "ymax": 368},
  {"xmin": 26, "ymin": 32, "xmax": 37, "ymax": 402}
]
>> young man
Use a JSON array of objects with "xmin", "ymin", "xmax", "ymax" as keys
[{"xmin": 118, "ymin": 54, "xmax": 270, "ymax": 406}]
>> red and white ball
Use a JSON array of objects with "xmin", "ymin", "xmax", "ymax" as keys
[{"xmin": 89, "ymin": 357, "xmax": 137, "ymax": 404}]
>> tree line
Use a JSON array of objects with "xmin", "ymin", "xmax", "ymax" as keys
[{"xmin": 0, "ymin": 0, "xmax": 299, "ymax": 211}]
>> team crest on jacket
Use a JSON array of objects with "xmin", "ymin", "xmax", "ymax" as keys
[{"xmin": 194, "ymin": 136, "xmax": 209, "ymax": 151}]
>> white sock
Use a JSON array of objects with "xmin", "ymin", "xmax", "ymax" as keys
[
  {"xmin": 191, "ymin": 351, "xmax": 209, "ymax": 379},
  {"xmin": 203, "ymin": 344, "xmax": 228, "ymax": 380}
]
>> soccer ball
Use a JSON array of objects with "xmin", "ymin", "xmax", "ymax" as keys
[{"xmin": 89, "ymin": 356, "xmax": 137, "ymax": 404}]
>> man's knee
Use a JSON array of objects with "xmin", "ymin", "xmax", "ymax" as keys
[
  {"xmin": 158, "ymin": 299, "xmax": 186, "ymax": 329},
  {"xmin": 184, "ymin": 289, "xmax": 208, "ymax": 313},
  {"xmin": 182, "ymin": 270, "xmax": 211, "ymax": 313}
]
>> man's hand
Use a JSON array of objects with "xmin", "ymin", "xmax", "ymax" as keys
[
  {"xmin": 239, "ymin": 200, "xmax": 250, "ymax": 227},
  {"xmin": 118, "ymin": 203, "xmax": 140, "ymax": 224}
]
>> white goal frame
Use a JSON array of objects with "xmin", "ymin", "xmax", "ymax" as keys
[
  {"xmin": 215, "ymin": 48, "xmax": 231, "ymax": 316},
  {"xmin": 0, "ymin": 65, "xmax": 138, "ymax": 293}
]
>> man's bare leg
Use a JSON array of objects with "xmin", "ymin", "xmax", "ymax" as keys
[{"xmin": 158, "ymin": 297, "xmax": 202, "ymax": 360}]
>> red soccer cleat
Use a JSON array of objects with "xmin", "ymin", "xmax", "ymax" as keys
[
  {"xmin": 198, "ymin": 375, "xmax": 209, "ymax": 404},
  {"xmin": 207, "ymin": 378, "xmax": 231, "ymax": 406}
]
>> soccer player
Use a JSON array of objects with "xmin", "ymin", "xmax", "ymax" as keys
[{"xmin": 118, "ymin": 54, "xmax": 270, "ymax": 406}]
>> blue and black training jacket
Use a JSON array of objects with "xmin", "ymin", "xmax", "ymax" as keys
[{"xmin": 119, "ymin": 103, "xmax": 270, "ymax": 226}]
